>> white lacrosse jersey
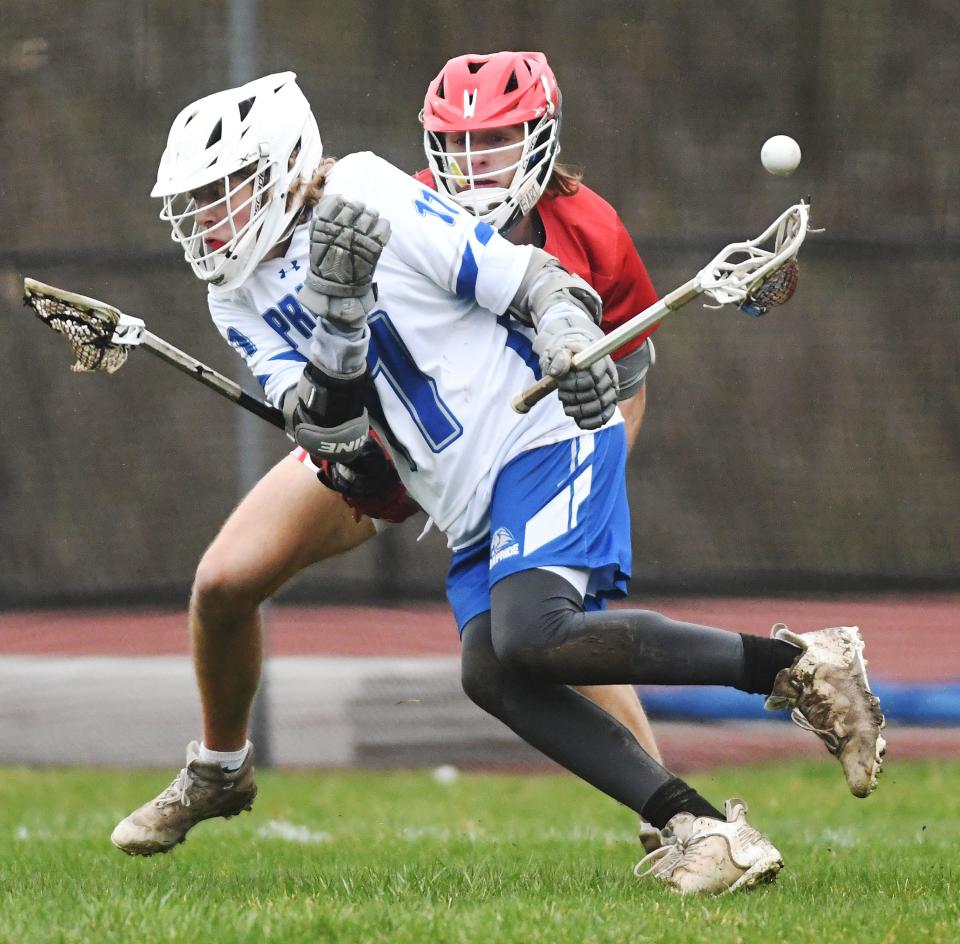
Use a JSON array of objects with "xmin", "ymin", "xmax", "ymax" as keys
[{"xmin": 208, "ymin": 151, "xmax": 621, "ymax": 549}]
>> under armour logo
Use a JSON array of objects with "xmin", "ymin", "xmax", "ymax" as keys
[{"xmin": 279, "ymin": 268, "xmax": 287, "ymax": 279}]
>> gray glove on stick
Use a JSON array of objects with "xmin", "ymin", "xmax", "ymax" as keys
[{"xmin": 532, "ymin": 311, "xmax": 619, "ymax": 430}]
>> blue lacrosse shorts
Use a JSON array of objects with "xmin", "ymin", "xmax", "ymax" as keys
[{"xmin": 446, "ymin": 424, "xmax": 632, "ymax": 635}]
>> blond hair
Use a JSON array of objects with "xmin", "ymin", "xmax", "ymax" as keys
[
  {"xmin": 545, "ymin": 162, "xmax": 583, "ymax": 197},
  {"xmin": 291, "ymin": 157, "xmax": 338, "ymax": 214}
]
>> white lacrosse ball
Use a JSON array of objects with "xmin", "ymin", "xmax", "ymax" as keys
[
  {"xmin": 761, "ymin": 135, "xmax": 802, "ymax": 176},
  {"xmin": 432, "ymin": 765, "xmax": 460, "ymax": 785}
]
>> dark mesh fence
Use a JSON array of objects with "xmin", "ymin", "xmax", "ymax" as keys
[{"xmin": 2, "ymin": 0, "xmax": 958, "ymax": 607}]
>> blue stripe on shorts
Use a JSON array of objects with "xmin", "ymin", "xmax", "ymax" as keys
[{"xmin": 446, "ymin": 424, "xmax": 632, "ymax": 634}]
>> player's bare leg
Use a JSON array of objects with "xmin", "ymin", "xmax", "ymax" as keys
[
  {"xmin": 190, "ymin": 454, "xmax": 374, "ymax": 750},
  {"xmin": 575, "ymin": 681, "xmax": 664, "ymax": 852},
  {"xmin": 574, "ymin": 684, "xmax": 661, "ymax": 763},
  {"xmin": 618, "ymin": 384, "xmax": 647, "ymax": 453},
  {"xmin": 112, "ymin": 455, "xmax": 374, "ymax": 855},
  {"xmin": 590, "ymin": 384, "xmax": 664, "ymax": 849},
  {"xmin": 619, "ymin": 383, "xmax": 668, "ymax": 823}
]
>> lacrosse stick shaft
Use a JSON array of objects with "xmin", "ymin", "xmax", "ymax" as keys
[
  {"xmin": 511, "ymin": 279, "xmax": 701, "ymax": 414},
  {"xmin": 138, "ymin": 330, "xmax": 286, "ymax": 430}
]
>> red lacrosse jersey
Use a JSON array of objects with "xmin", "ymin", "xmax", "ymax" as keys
[{"xmin": 412, "ymin": 169, "xmax": 658, "ymax": 358}]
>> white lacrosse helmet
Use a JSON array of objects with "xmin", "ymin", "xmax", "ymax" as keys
[
  {"xmin": 152, "ymin": 72, "xmax": 323, "ymax": 292},
  {"xmin": 420, "ymin": 51, "xmax": 561, "ymax": 233}
]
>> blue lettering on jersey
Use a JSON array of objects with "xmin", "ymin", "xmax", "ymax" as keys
[
  {"xmin": 414, "ymin": 188, "xmax": 460, "ymax": 225},
  {"xmin": 262, "ymin": 308, "xmax": 294, "ymax": 347},
  {"xmin": 254, "ymin": 340, "xmax": 308, "ymax": 395},
  {"xmin": 367, "ymin": 309, "xmax": 463, "ymax": 453},
  {"xmin": 262, "ymin": 294, "xmax": 316, "ymax": 349},
  {"xmin": 277, "ymin": 294, "xmax": 315, "ymax": 338},
  {"xmin": 227, "ymin": 327, "xmax": 257, "ymax": 357}
]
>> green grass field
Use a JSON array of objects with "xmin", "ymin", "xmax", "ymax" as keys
[{"xmin": 1, "ymin": 759, "xmax": 958, "ymax": 944}]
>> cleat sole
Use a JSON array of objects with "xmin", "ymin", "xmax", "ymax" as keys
[{"xmin": 726, "ymin": 853, "xmax": 784, "ymax": 893}]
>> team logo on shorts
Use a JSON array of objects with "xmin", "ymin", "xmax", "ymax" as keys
[{"xmin": 489, "ymin": 527, "xmax": 520, "ymax": 568}]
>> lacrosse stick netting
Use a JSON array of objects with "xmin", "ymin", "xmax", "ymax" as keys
[
  {"xmin": 23, "ymin": 279, "xmax": 143, "ymax": 374},
  {"xmin": 512, "ymin": 201, "xmax": 811, "ymax": 413}
]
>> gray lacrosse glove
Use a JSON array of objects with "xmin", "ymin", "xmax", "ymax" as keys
[
  {"xmin": 298, "ymin": 194, "xmax": 392, "ymax": 331},
  {"xmin": 533, "ymin": 313, "xmax": 619, "ymax": 430}
]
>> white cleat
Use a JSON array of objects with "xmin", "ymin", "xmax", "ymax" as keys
[
  {"xmin": 765, "ymin": 624, "xmax": 886, "ymax": 798},
  {"xmin": 111, "ymin": 741, "xmax": 257, "ymax": 856},
  {"xmin": 634, "ymin": 798, "xmax": 783, "ymax": 895}
]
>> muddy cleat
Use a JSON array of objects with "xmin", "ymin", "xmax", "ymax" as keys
[
  {"xmin": 111, "ymin": 741, "xmax": 257, "ymax": 856},
  {"xmin": 765, "ymin": 623, "xmax": 886, "ymax": 798},
  {"xmin": 634, "ymin": 798, "xmax": 783, "ymax": 895},
  {"xmin": 637, "ymin": 820, "xmax": 663, "ymax": 854}
]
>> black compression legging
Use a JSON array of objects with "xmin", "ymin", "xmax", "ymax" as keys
[
  {"xmin": 459, "ymin": 568, "xmax": 799, "ymax": 815},
  {"xmin": 489, "ymin": 568, "xmax": 793, "ymax": 687},
  {"xmin": 461, "ymin": 610, "xmax": 676, "ymax": 812}
]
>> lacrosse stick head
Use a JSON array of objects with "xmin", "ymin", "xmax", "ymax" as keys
[
  {"xmin": 699, "ymin": 202, "xmax": 809, "ymax": 313},
  {"xmin": 23, "ymin": 278, "xmax": 144, "ymax": 374}
]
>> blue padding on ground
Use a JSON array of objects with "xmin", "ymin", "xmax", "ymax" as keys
[{"xmin": 636, "ymin": 678, "xmax": 960, "ymax": 726}]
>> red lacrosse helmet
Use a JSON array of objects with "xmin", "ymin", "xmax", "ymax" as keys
[{"xmin": 420, "ymin": 51, "xmax": 562, "ymax": 232}]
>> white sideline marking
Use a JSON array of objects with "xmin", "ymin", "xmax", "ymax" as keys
[{"xmin": 257, "ymin": 820, "xmax": 332, "ymax": 844}]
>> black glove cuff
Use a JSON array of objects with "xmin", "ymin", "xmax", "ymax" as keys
[{"xmin": 299, "ymin": 362, "xmax": 371, "ymax": 429}]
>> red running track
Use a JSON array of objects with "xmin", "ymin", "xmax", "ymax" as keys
[
  {"xmin": 1, "ymin": 595, "xmax": 957, "ymax": 681},
  {"xmin": 2, "ymin": 596, "xmax": 958, "ymax": 769}
]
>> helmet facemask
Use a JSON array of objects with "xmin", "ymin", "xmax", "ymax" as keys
[
  {"xmin": 160, "ymin": 158, "xmax": 278, "ymax": 287},
  {"xmin": 424, "ymin": 112, "xmax": 559, "ymax": 233}
]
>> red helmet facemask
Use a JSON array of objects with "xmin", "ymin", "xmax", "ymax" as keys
[{"xmin": 420, "ymin": 51, "xmax": 561, "ymax": 233}]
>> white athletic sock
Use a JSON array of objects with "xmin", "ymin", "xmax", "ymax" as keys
[{"xmin": 198, "ymin": 741, "xmax": 251, "ymax": 772}]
